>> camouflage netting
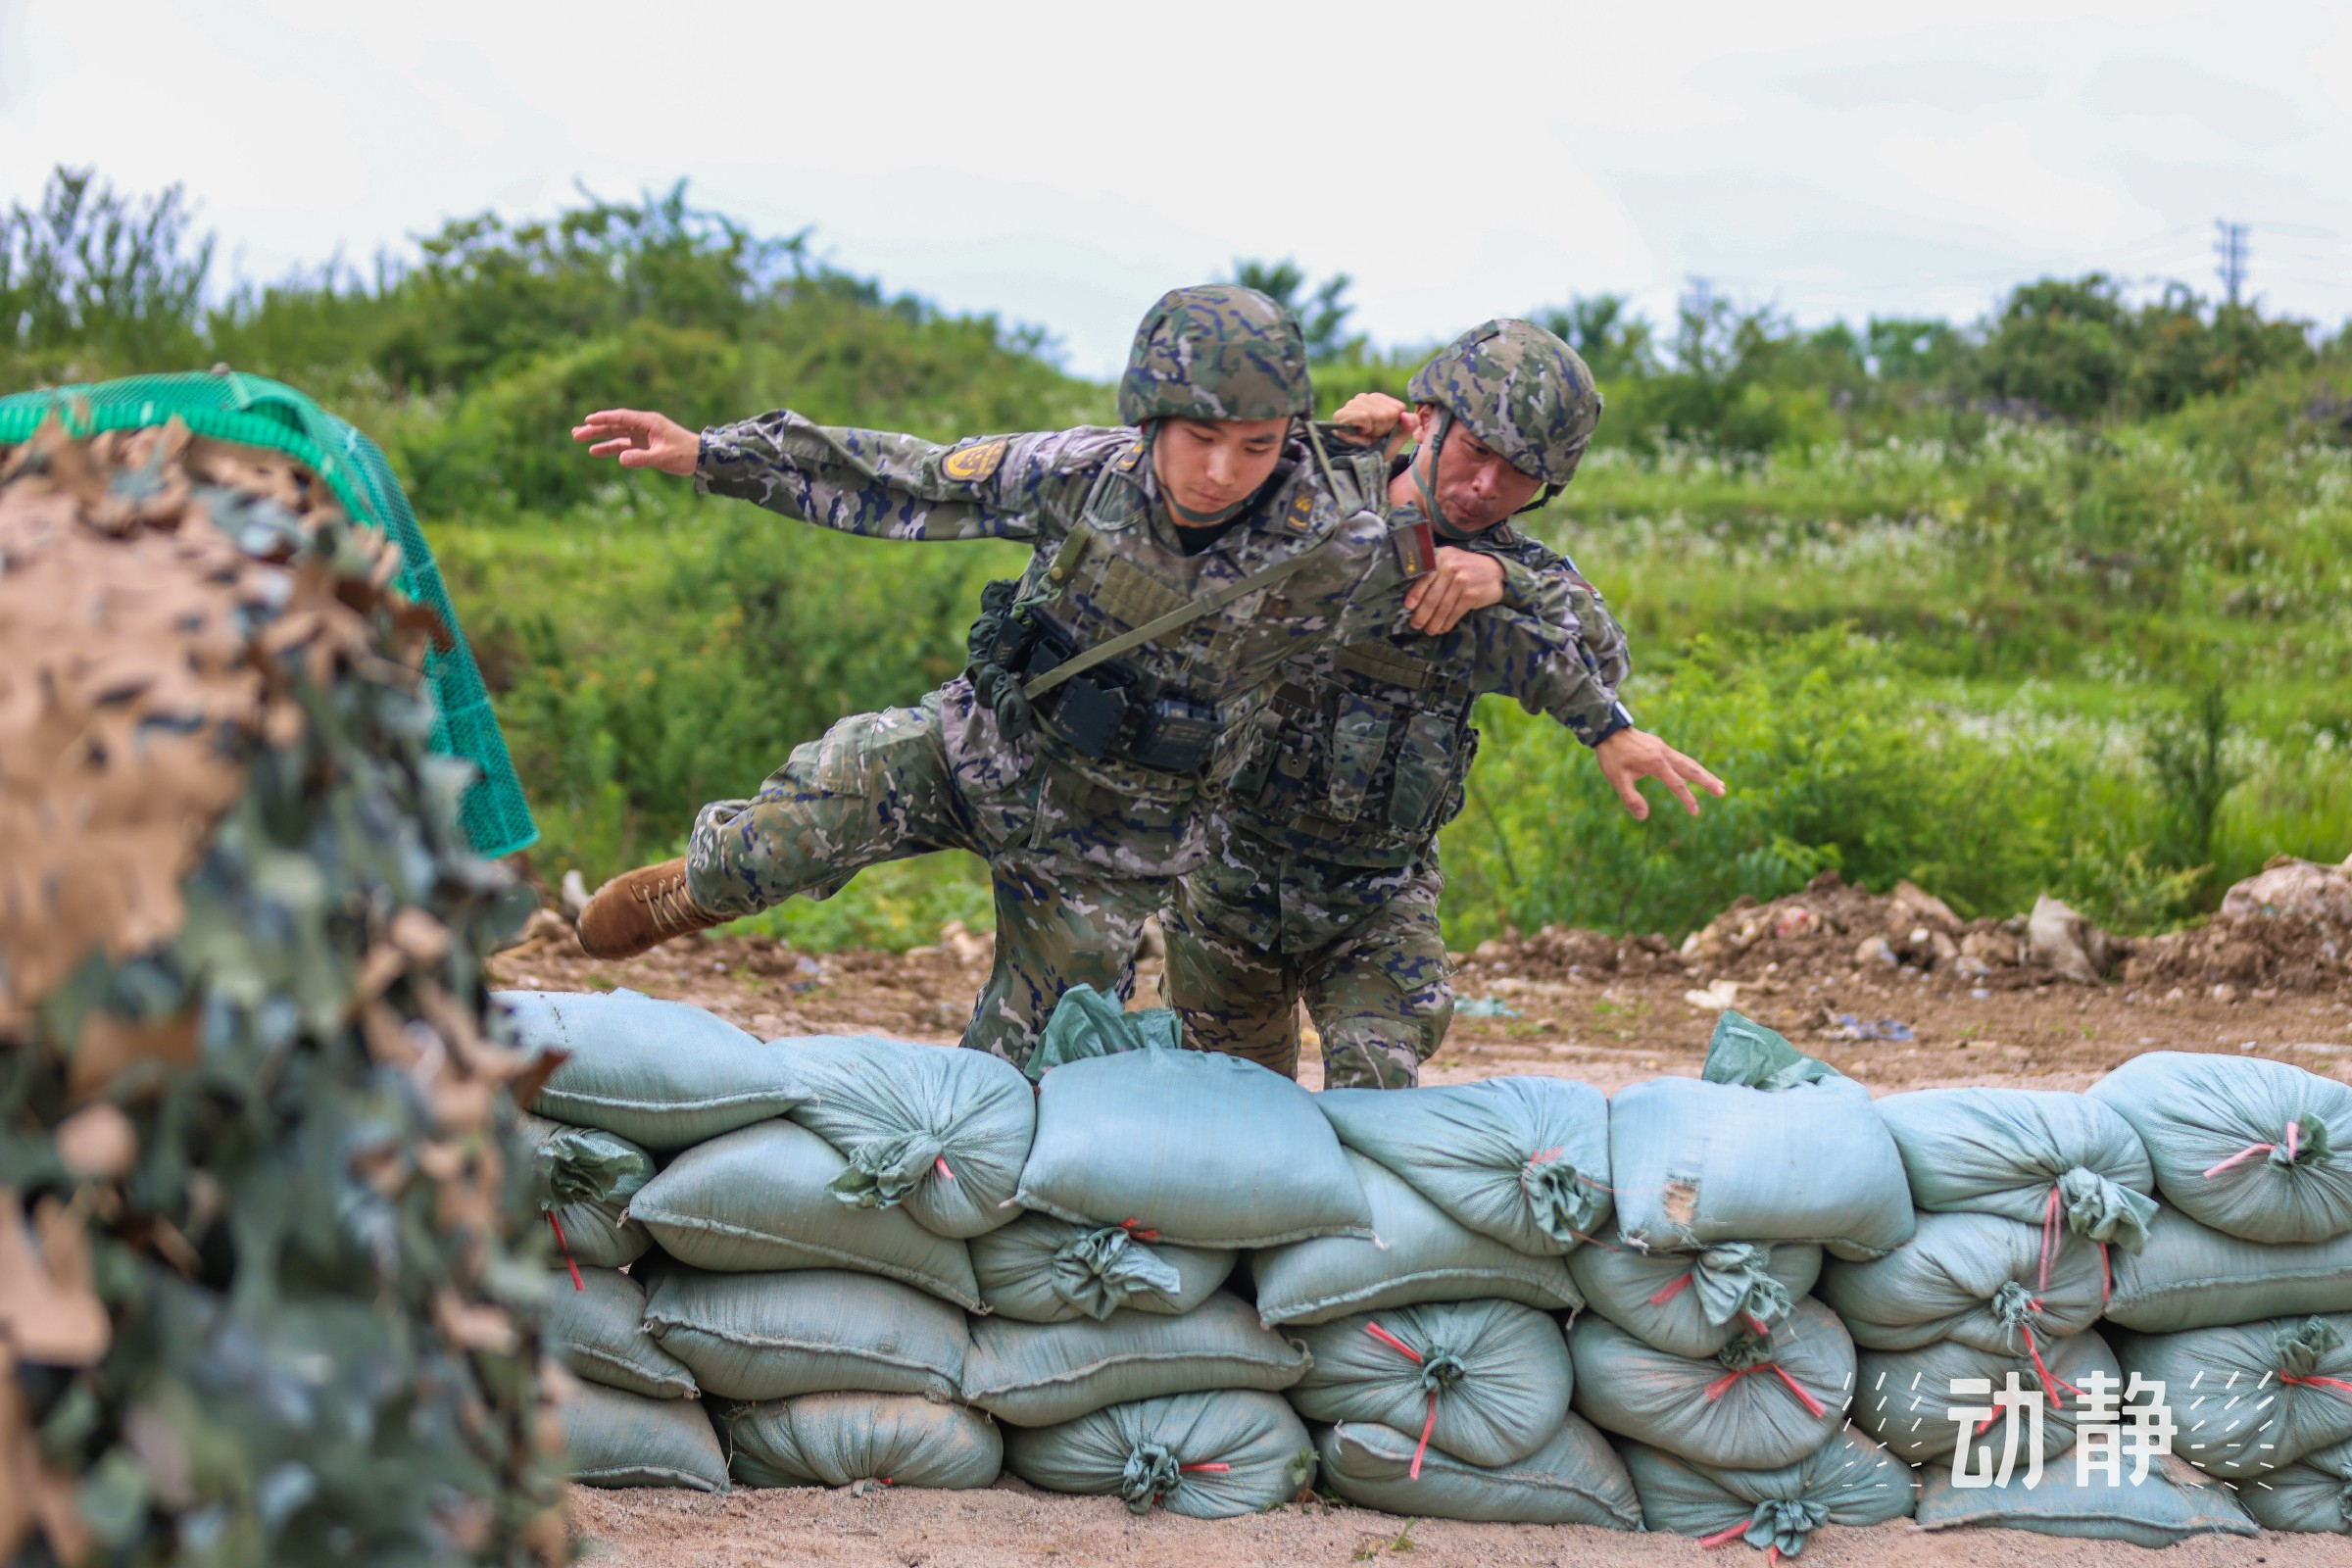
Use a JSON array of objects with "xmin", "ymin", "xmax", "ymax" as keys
[{"xmin": 0, "ymin": 418, "xmax": 564, "ymax": 1565}]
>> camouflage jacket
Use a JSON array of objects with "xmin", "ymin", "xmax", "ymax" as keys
[
  {"xmin": 1215, "ymin": 510, "xmax": 1632, "ymax": 867},
  {"xmin": 697, "ymin": 414, "xmax": 1586, "ymax": 823}
]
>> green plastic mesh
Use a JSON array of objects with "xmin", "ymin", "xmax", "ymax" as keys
[{"xmin": 0, "ymin": 369, "xmax": 537, "ymax": 858}]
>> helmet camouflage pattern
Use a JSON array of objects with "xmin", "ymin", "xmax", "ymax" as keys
[
  {"xmin": 1407, "ymin": 318, "xmax": 1602, "ymax": 485},
  {"xmin": 1117, "ymin": 284, "xmax": 1311, "ymax": 425}
]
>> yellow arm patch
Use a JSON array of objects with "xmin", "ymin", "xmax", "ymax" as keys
[{"xmin": 942, "ymin": 437, "xmax": 1009, "ymax": 484}]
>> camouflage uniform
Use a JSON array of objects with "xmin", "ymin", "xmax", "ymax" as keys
[
  {"xmin": 681, "ymin": 289, "xmax": 1572, "ymax": 1069},
  {"xmin": 1165, "ymin": 319, "xmax": 1632, "ymax": 1088}
]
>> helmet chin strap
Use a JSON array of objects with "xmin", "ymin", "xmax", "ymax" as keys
[
  {"xmin": 1411, "ymin": 406, "xmax": 1560, "ymax": 533},
  {"xmin": 1409, "ymin": 407, "xmax": 1475, "ymax": 539}
]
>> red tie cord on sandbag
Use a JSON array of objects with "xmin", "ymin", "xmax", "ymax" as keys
[
  {"xmin": 1362, "ymin": 1321, "xmax": 1443, "ymax": 1480},
  {"xmin": 2203, "ymin": 1117, "xmax": 2302, "ymax": 1178},
  {"xmin": 2036, "ymin": 1184, "xmax": 2113, "ymax": 1306},
  {"xmin": 935, "ymin": 1156, "xmax": 955, "ymax": 1181},
  {"xmin": 546, "ymin": 1211, "xmax": 584, "ymax": 1292},
  {"xmin": 2023, "ymin": 1184, "xmax": 2117, "ymax": 1316},
  {"xmin": 2018, "ymin": 1314, "xmax": 2083, "ymax": 1403},
  {"xmin": 1117, "ymin": 1217, "xmax": 1162, "ymax": 1243},
  {"xmin": 1647, "ymin": 1269, "xmax": 1773, "ymax": 1337},
  {"xmin": 2280, "ymin": 1373, "xmax": 2352, "ymax": 1397},
  {"xmin": 1648, "ymin": 1271, "xmax": 1695, "ymax": 1306},
  {"xmin": 1701, "ymin": 1359, "xmax": 1828, "ymax": 1420},
  {"xmin": 1698, "ymin": 1518, "xmax": 1784, "ymax": 1567},
  {"xmin": 1178, "ymin": 1462, "xmax": 1230, "ymax": 1473}
]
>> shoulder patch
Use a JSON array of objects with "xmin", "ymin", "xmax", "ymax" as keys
[
  {"xmin": 1392, "ymin": 517, "xmax": 1438, "ymax": 579},
  {"xmin": 1287, "ymin": 490, "xmax": 1316, "ymax": 531},
  {"xmin": 942, "ymin": 437, "xmax": 1009, "ymax": 483},
  {"xmin": 1114, "ymin": 439, "xmax": 1146, "ymax": 472}
]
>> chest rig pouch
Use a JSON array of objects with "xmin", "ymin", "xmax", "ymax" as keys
[{"xmin": 1001, "ymin": 458, "xmax": 1233, "ymax": 774}]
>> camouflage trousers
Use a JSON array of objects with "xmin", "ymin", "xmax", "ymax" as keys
[
  {"xmin": 1163, "ymin": 822, "xmax": 1452, "ymax": 1089},
  {"xmin": 687, "ymin": 683, "xmax": 1174, "ymax": 1069}
]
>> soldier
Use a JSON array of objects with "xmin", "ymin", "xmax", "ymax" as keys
[
  {"xmin": 564, "ymin": 286, "xmax": 1660, "ymax": 1069},
  {"xmin": 1163, "ymin": 319, "xmax": 1722, "ymax": 1089}
]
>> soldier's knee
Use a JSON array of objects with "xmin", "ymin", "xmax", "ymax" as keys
[{"xmin": 1321, "ymin": 1037, "xmax": 1421, "ymax": 1090}]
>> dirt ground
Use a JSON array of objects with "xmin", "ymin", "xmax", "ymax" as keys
[
  {"xmin": 490, "ymin": 871, "xmax": 2352, "ymax": 1101},
  {"xmin": 490, "ymin": 867, "xmax": 2352, "ymax": 1566},
  {"xmin": 567, "ymin": 1480, "xmax": 2345, "ymax": 1568}
]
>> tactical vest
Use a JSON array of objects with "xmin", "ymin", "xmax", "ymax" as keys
[
  {"xmin": 973, "ymin": 431, "xmax": 1396, "ymax": 804},
  {"xmin": 1223, "ymin": 614, "xmax": 1487, "ymax": 862}
]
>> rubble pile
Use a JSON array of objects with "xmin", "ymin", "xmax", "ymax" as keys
[
  {"xmin": 1456, "ymin": 861, "xmax": 2351, "ymax": 998},
  {"xmin": 2125, "ymin": 855, "xmax": 2352, "ymax": 993}
]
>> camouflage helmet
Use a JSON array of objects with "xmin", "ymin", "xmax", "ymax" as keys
[
  {"xmin": 1406, "ymin": 318, "xmax": 1602, "ymax": 486},
  {"xmin": 1117, "ymin": 284, "xmax": 1311, "ymax": 425}
]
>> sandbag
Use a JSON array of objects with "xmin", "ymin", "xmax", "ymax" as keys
[
  {"xmin": 1288, "ymin": 1299, "xmax": 1575, "ymax": 1470},
  {"xmin": 547, "ymin": 1268, "xmax": 698, "ymax": 1399},
  {"xmin": 1250, "ymin": 1151, "xmax": 1581, "ymax": 1327},
  {"xmin": 962, "ymin": 1293, "xmax": 1309, "ymax": 1427},
  {"xmin": 1316, "ymin": 1076, "xmax": 1612, "ymax": 1254},
  {"xmin": 1855, "ymin": 1330, "xmax": 2122, "ymax": 1466},
  {"xmin": 2239, "ymin": 1435, "xmax": 2352, "ymax": 1533},
  {"xmin": 725, "ymin": 1393, "xmax": 1003, "ymax": 1490},
  {"xmin": 1914, "ymin": 1455, "xmax": 2258, "ymax": 1547},
  {"xmin": 1004, "ymin": 1391, "xmax": 1315, "ymax": 1518},
  {"xmin": 629, "ymin": 1119, "xmax": 981, "ymax": 1308},
  {"xmin": 2109, "ymin": 1312, "xmax": 2352, "ymax": 1480},
  {"xmin": 2090, "ymin": 1051, "xmax": 2352, "ymax": 1245},
  {"xmin": 1015, "ymin": 1045, "xmax": 1371, "ymax": 1249},
  {"xmin": 515, "ymin": 1110, "xmax": 654, "ymax": 1270},
  {"xmin": 783, "ymin": 1034, "xmax": 1034, "ymax": 1239},
  {"xmin": 1817, "ymin": 1210, "xmax": 2105, "ymax": 1354},
  {"xmin": 562, "ymin": 1381, "xmax": 728, "ymax": 1492},
  {"xmin": 643, "ymin": 1266, "xmax": 966, "ymax": 1402},
  {"xmin": 1023, "ymin": 982, "xmax": 1180, "ymax": 1080},
  {"xmin": 1875, "ymin": 1087, "xmax": 2157, "ymax": 1250},
  {"xmin": 969, "ymin": 1212, "xmax": 1233, "ymax": 1323},
  {"xmin": 1568, "ymin": 1243, "xmax": 1823, "ymax": 1359},
  {"xmin": 501, "ymin": 988, "xmax": 800, "ymax": 1150},
  {"xmin": 1620, "ymin": 1426, "xmax": 1915, "ymax": 1553},
  {"xmin": 1315, "ymin": 1413, "xmax": 1641, "ymax": 1528},
  {"xmin": 1569, "ymin": 1298, "xmax": 1853, "ymax": 1472},
  {"xmin": 2106, "ymin": 1202, "xmax": 2352, "ymax": 1333},
  {"xmin": 1606, "ymin": 1013, "xmax": 1913, "ymax": 1260}
]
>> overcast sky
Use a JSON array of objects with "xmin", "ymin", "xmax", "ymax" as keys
[{"xmin": 5, "ymin": 0, "xmax": 2347, "ymax": 376}]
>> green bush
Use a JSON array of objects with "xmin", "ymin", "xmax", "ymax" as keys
[
  {"xmin": 1438, "ymin": 628, "xmax": 2096, "ymax": 943},
  {"xmin": 404, "ymin": 323, "xmax": 751, "ymax": 514}
]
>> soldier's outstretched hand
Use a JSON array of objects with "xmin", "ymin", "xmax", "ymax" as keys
[
  {"xmin": 572, "ymin": 409, "xmax": 700, "ymax": 476},
  {"xmin": 1595, "ymin": 729, "xmax": 1726, "ymax": 820}
]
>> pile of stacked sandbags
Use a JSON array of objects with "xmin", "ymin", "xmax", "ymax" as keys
[
  {"xmin": 2091, "ymin": 1053, "xmax": 2352, "ymax": 1537},
  {"xmin": 990, "ymin": 994, "xmax": 1363, "ymax": 1516},
  {"xmin": 503, "ymin": 987, "xmax": 1028, "ymax": 1495},
  {"xmin": 1825, "ymin": 1082, "xmax": 2258, "ymax": 1544},
  {"xmin": 1572, "ymin": 1015, "xmax": 1917, "ymax": 1554},
  {"xmin": 1258, "ymin": 1077, "xmax": 1641, "ymax": 1528},
  {"xmin": 493, "ymin": 974, "xmax": 2352, "ymax": 1543}
]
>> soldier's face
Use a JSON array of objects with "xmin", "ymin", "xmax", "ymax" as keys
[
  {"xmin": 1152, "ymin": 417, "xmax": 1289, "ymax": 523},
  {"xmin": 1423, "ymin": 407, "xmax": 1544, "ymax": 530}
]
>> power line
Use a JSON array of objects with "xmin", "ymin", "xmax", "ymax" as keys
[{"xmin": 2214, "ymin": 219, "xmax": 2249, "ymax": 308}]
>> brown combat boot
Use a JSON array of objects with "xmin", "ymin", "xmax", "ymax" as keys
[{"xmin": 576, "ymin": 857, "xmax": 729, "ymax": 958}]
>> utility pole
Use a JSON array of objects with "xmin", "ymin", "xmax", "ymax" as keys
[{"xmin": 2213, "ymin": 220, "xmax": 2248, "ymax": 308}]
